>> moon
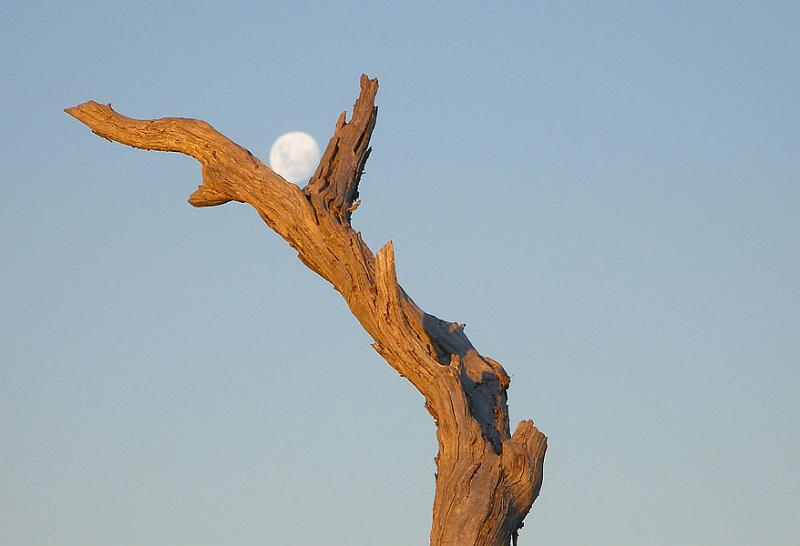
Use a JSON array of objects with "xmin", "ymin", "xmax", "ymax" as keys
[{"xmin": 268, "ymin": 131, "xmax": 321, "ymax": 185}]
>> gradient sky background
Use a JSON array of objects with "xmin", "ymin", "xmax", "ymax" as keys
[{"xmin": 2, "ymin": 2, "xmax": 798, "ymax": 545}]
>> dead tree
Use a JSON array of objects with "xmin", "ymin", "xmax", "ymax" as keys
[{"xmin": 66, "ymin": 75, "xmax": 547, "ymax": 546}]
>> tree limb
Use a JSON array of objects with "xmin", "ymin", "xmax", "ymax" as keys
[
  {"xmin": 66, "ymin": 74, "xmax": 546, "ymax": 546},
  {"xmin": 306, "ymin": 73, "xmax": 378, "ymax": 224}
]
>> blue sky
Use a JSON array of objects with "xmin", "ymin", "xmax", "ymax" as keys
[{"xmin": 1, "ymin": 1, "xmax": 798, "ymax": 545}]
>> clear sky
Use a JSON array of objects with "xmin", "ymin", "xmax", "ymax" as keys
[{"xmin": 1, "ymin": 1, "xmax": 798, "ymax": 545}]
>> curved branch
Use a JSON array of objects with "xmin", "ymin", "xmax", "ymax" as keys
[
  {"xmin": 66, "ymin": 75, "xmax": 546, "ymax": 546},
  {"xmin": 64, "ymin": 100, "xmax": 315, "ymax": 242}
]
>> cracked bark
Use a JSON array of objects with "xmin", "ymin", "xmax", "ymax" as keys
[{"xmin": 66, "ymin": 74, "xmax": 547, "ymax": 546}]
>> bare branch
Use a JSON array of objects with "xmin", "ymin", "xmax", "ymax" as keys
[
  {"xmin": 65, "ymin": 100, "xmax": 319, "ymax": 252},
  {"xmin": 305, "ymin": 74, "xmax": 378, "ymax": 223},
  {"xmin": 503, "ymin": 420, "xmax": 548, "ymax": 516},
  {"xmin": 66, "ymin": 76, "xmax": 546, "ymax": 546}
]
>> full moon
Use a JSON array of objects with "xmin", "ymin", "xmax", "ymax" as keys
[{"xmin": 268, "ymin": 131, "xmax": 320, "ymax": 185}]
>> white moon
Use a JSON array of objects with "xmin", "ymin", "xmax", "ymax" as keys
[{"xmin": 268, "ymin": 131, "xmax": 321, "ymax": 185}]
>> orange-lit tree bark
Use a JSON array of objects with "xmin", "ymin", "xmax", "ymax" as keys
[{"xmin": 66, "ymin": 75, "xmax": 547, "ymax": 546}]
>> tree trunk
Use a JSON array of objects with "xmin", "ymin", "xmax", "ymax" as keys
[{"xmin": 66, "ymin": 74, "xmax": 547, "ymax": 546}]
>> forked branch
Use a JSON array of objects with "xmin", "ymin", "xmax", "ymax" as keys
[{"xmin": 67, "ymin": 74, "xmax": 546, "ymax": 546}]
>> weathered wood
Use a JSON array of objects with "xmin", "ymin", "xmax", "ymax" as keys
[{"xmin": 66, "ymin": 74, "xmax": 547, "ymax": 546}]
